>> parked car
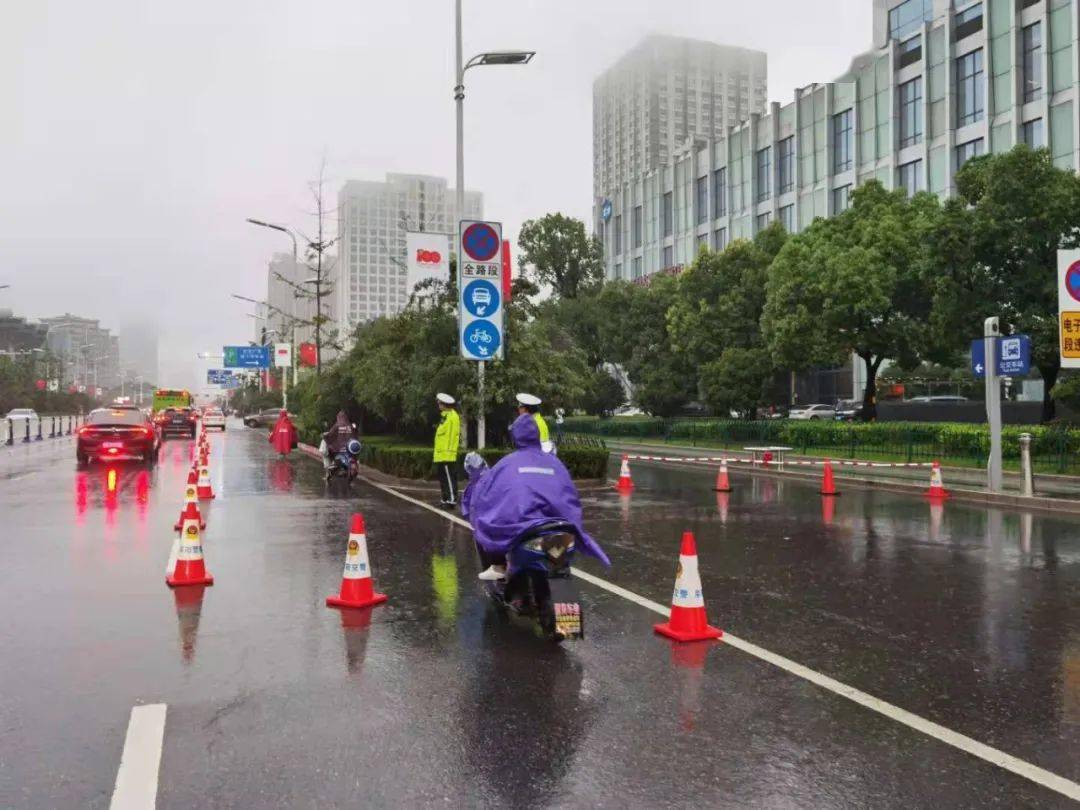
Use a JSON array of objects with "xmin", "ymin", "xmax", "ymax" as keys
[
  {"xmin": 243, "ymin": 408, "xmax": 294, "ymax": 429},
  {"xmin": 4, "ymin": 408, "xmax": 38, "ymax": 422},
  {"xmin": 77, "ymin": 407, "xmax": 160, "ymax": 466},
  {"xmin": 201, "ymin": 407, "xmax": 226, "ymax": 431},
  {"xmin": 788, "ymin": 404, "xmax": 836, "ymax": 420},
  {"xmin": 154, "ymin": 406, "xmax": 197, "ymax": 438},
  {"xmin": 834, "ymin": 399, "xmax": 862, "ymax": 421}
]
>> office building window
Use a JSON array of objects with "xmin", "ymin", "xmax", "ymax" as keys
[
  {"xmin": 953, "ymin": 3, "xmax": 983, "ymax": 41},
  {"xmin": 897, "ymin": 160, "xmax": 924, "ymax": 196},
  {"xmin": 889, "ymin": 0, "xmax": 933, "ymax": 42},
  {"xmin": 832, "ymin": 185, "xmax": 851, "ymax": 213},
  {"xmin": 662, "ymin": 245, "xmax": 674, "ymax": 268},
  {"xmin": 1021, "ymin": 118, "xmax": 1044, "ymax": 149},
  {"xmin": 955, "ymin": 49, "xmax": 984, "ymax": 127},
  {"xmin": 779, "ymin": 204, "xmax": 795, "ymax": 233},
  {"xmin": 778, "ymin": 137, "xmax": 795, "ymax": 193},
  {"xmin": 614, "ymin": 214, "xmax": 623, "ymax": 254},
  {"xmin": 756, "ymin": 147, "xmax": 772, "ymax": 201},
  {"xmin": 756, "ymin": 211, "xmax": 772, "ymax": 231},
  {"xmin": 833, "ymin": 109, "xmax": 853, "ymax": 173},
  {"xmin": 613, "ymin": 263, "xmax": 622, "ymax": 280},
  {"xmin": 714, "ymin": 228, "xmax": 727, "ymax": 252},
  {"xmin": 696, "ymin": 233, "xmax": 709, "ymax": 252},
  {"xmin": 955, "ymin": 137, "xmax": 984, "ymax": 168},
  {"xmin": 696, "ymin": 176, "xmax": 709, "ymax": 224},
  {"xmin": 897, "ymin": 35, "xmax": 923, "ymax": 68},
  {"xmin": 898, "ymin": 77, "xmax": 923, "ymax": 147},
  {"xmin": 713, "ymin": 168, "xmax": 727, "ymax": 216},
  {"xmin": 1022, "ymin": 23, "xmax": 1043, "ymax": 103},
  {"xmin": 632, "ymin": 257, "xmax": 643, "ymax": 279},
  {"xmin": 632, "ymin": 205, "xmax": 642, "ymax": 248},
  {"xmin": 662, "ymin": 192, "xmax": 673, "ymax": 237}
]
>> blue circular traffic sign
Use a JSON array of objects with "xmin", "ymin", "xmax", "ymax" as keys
[
  {"xmin": 463, "ymin": 279, "xmax": 500, "ymax": 318},
  {"xmin": 1067, "ymin": 261, "xmax": 1080, "ymax": 303},
  {"xmin": 462, "ymin": 222, "xmax": 500, "ymax": 262},
  {"xmin": 462, "ymin": 319, "xmax": 501, "ymax": 359}
]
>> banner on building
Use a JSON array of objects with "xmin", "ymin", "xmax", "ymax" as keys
[{"xmin": 406, "ymin": 232, "xmax": 451, "ymax": 295}]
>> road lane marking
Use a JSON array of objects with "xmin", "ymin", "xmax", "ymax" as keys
[
  {"xmin": 359, "ymin": 474, "xmax": 1080, "ymax": 803},
  {"xmin": 110, "ymin": 703, "xmax": 167, "ymax": 810}
]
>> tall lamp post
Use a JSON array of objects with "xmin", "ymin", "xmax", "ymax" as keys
[
  {"xmin": 454, "ymin": 1, "xmax": 534, "ymax": 448},
  {"xmin": 246, "ymin": 217, "xmax": 301, "ymax": 385}
]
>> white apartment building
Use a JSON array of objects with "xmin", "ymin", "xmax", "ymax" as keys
[
  {"xmin": 337, "ymin": 174, "xmax": 482, "ymax": 333},
  {"xmin": 593, "ymin": 35, "xmax": 768, "ymax": 200}
]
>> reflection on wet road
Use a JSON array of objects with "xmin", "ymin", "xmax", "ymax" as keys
[{"xmin": 1, "ymin": 427, "xmax": 1078, "ymax": 807}]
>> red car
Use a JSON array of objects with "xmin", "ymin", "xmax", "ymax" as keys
[{"xmin": 77, "ymin": 407, "xmax": 161, "ymax": 466}]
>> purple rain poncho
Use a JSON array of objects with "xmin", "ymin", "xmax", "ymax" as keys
[{"xmin": 465, "ymin": 414, "xmax": 609, "ymax": 566}]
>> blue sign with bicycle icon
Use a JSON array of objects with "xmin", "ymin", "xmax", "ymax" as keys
[{"xmin": 462, "ymin": 319, "xmax": 501, "ymax": 359}]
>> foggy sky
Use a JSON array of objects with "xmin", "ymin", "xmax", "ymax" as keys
[{"xmin": 1, "ymin": 0, "xmax": 870, "ymax": 388}]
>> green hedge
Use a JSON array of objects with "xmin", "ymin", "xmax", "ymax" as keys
[{"xmin": 355, "ymin": 436, "xmax": 609, "ymax": 481}]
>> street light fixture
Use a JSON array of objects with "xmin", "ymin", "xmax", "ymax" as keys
[{"xmin": 465, "ymin": 50, "xmax": 535, "ymax": 69}]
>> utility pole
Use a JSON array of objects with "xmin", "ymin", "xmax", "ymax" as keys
[{"xmin": 984, "ymin": 316, "xmax": 1002, "ymax": 492}]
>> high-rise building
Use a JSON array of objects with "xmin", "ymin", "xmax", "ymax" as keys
[
  {"xmin": 119, "ymin": 322, "xmax": 159, "ymax": 386},
  {"xmin": 40, "ymin": 313, "xmax": 120, "ymax": 391},
  {"xmin": 337, "ymin": 174, "xmax": 482, "ymax": 333},
  {"xmin": 593, "ymin": 35, "xmax": 768, "ymax": 201},
  {"xmin": 0, "ymin": 309, "xmax": 48, "ymax": 354},
  {"xmin": 264, "ymin": 251, "xmax": 337, "ymax": 353},
  {"xmin": 598, "ymin": 0, "xmax": 1080, "ymax": 282}
]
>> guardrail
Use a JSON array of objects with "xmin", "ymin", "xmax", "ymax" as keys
[{"xmin": 1, "ymin": 415, "xmax": 84, "ymax": 447}]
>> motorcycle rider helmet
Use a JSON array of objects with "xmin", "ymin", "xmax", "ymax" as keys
[{"xmin": 346, "ymin": 438, "xmax": 362, "ymax": 455}]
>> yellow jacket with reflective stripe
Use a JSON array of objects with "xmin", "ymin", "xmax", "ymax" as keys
[{"xmin": 433, "ymin": 409, "xmax": 461, "ymax": 462}]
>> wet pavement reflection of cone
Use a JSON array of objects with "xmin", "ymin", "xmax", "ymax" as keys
[
  {"xmin": 615, "ymin": 455, "xmax": 634, "ymax": 492},
  {"xmin": 822, "ymin": 493, "xmax": 835, "ymax": 527},
  {"xmin": 669, "ymin": 640, "xmax": 711, "ymax": 732},
  {"xmin": 326, "ymin": 513, "xmax": 387, "ymax": 609},
  {"xmin": 340, "ymin": 607, "xmax": 373, "ymax": 674},
  {"xmin": 654, "ymin": 531, "xmax": 722, "ymax": 642},
  {"xmin": 166, "ymin": 514, "xmax": 214, "ymax": 587},
  {"xmin": 715, "ymin": 491, "xmax": 729, "ymax": 524},
  {"xmin": 713, "ymin": 459, "xmax": 732, "ymax": 492},
  {"xmin": 173, "ymin": 583, "xmax": 207, "ymax": 664}
]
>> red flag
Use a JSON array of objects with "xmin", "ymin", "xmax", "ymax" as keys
[
  {"xmin": 35, "ymin": 379, "xmax": 46, "ymax": 391},
  {"xmin": 299, "ymin": 342, "xmax": 318, "ymax": 367},
  {"xmin": 501, "ymin": 240, "xmax": 512, "ymax": 302}
]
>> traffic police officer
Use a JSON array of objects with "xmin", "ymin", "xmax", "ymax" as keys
[
  {"xmin": 434, "ymin": 393, "xmax": 461, "ymax": 506},
  {"xmin": 516, "ymin": 393, "xmax": 553, "ymax": 453}
]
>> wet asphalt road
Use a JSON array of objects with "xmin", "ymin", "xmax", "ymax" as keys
[{"xmin": 1, "ymin": 426, "xmax": 1078, "ymax": 808}]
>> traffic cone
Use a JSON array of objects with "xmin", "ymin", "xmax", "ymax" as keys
[
  {"xmin": 326, "ymin": 513, "xmax": 387, "ymax": 609},
  {"xmin": 174, "ymin": 473, "xmax": 205, "ymax": 530},
  {"xmin": 173, "ymin": 500, "xmax": 206, "ymax": 532},
  {"xmin": 615, "ymin": 455, "xmax": 634, "ymax": 492},
  {"xmin": 713, "ymin": 459, "xmax": 732, "ymax": 492},
  {"xmin": 654, "ymin": 531, "xmax": 722, "ymax": 642},
  {"xmin": 196, "ymin": 462, "xmax": 215, "ymax": 500},
  {"xmin": 166, "ymin": 514, "xmax": 214, "ymax": 587},
  {"xmin": 925, "ymin": 461, "xmax": 949, "ymax": 499},
  {"xmin": 820, "ymin": 459, "xmax": 839, "ymax": 496}
]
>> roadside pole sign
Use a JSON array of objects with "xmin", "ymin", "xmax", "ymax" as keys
[
  {"xmin": 406, "ymin": 232, "xmax": 451, "ymax": 295},
  {"xmin": 1059, "ymin": 249, "xmax": 1080, "ymax": 369},
  {"xmin": 207, "ymin": 369, "xmax": 233, "ymax": 385},
  {"xmin": 273, "ymin": 343, "xmax": 292, "ymax": 369},
  {"xmin": 223, "ymin": 345, "xmax": 271, "ymax": 369},
  {"xmin": 970, "ymin": 335, "xmax": 1031, "ymax": 378},
  {"xmin": 458, "ymin": 220, "xmax": 504, "ymax": 360}
]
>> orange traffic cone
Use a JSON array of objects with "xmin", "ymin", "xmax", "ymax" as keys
[
  {"xmin": 326, "ymin": 514, "xmax": 387, "ymax": 609},
  {"xmin": 713, "ymin": 459, "xmax": 732, "ymax": 492},
  {"xmin": 820, "ymin": 459, "xmax": 839, "ymax": 496},
  {"xmin": 925, "ymin": 461, "xmax": 949, "ymax": 499},
  {"xmin": 173, "ymin": 500, "xmax": 206, "ymax": 532},
  {"xmin": 196, "ymin": 462, "xmax": 215, "ymax": 500},
  {"xmin": 166, "ymin": 512, "xmax": 214, "ymax": 587},
  {"xmin": 654, "ymin": 531, "xmax": 722, "ymax": 642},
  {"xmin": 615, "ymin": 455, "xmax": 634, "ymax": 492}
]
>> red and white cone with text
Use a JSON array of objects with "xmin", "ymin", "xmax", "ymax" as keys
[
  {"xmin": 166, "ymin": 513, "xmax": 214, "ymax": 587},
  {"xmin": 713, "ymin": 459, "xmax": 732, "ymax": 492},
  {"xmin": 174, "ymin": 473, "xmax": 206, "ymax": 530},
  {"xmin": 173, "ymin": 499, "xmax": 206, "ymax": 533},
  {"xmin": 196, "ymin": 461, "xmax": 215, "ymax": 500},
  {"xmin": 820, "ymin": 459, "xmax": 839, "ymax": 496},
  {"xmin": 615, "ymin": 455, "xmax": 634, "ymax": 493},
  {"xmin": 925, "ymin": 461, "xmax": 949, "ymax": 499},
  {"xmin": 326, "ymin": 514, "xmax": 387, "ymax": 609},
  {"xmin": 654, "ymin": 531, "xmax": 722, "ymax": 642}
]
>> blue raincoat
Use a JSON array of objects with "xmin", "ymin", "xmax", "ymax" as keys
[{"xmin": 466, "ymin": 414, "xmax": 609, "ymax": 565}]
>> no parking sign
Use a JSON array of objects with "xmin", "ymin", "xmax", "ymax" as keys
[{"xmin": 458, "ymin": 220, "xmax": 505, "ymax": 360}]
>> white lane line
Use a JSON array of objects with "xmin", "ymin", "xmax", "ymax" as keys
[
  {"xmin": 360, "ymin": 474, "xmax": 1080, "ymax": 803},
  {"xmin": 110, "ymin": 703, "xmax": 167, "ymax": 810}
]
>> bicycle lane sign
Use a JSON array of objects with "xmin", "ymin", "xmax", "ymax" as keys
[{"xmin": 458, "ymin": 220, "xmax": 505, "ymax": 360}]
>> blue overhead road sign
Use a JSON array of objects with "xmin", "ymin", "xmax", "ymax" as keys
[
  {"xmin": 971, "ymin": 335, "xmax": 1031, "ymax": 378},
  {"xmin": 223, "ymin": 345, "xmax": 271, "ymax": 369}
]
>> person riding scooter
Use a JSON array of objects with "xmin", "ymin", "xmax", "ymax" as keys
[
  {"xmin": 321, "ymin": 411, "xmax": 358, "ymax": 481},
  {"xmin": 466, "ymin": 413, "xmax": 609, "ymax": 581}
]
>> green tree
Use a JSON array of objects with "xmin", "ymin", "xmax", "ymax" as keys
[
  {"xmin": 763, "ymin": 181, "xmax": 940, "ymax": 419},
  {"xmin": 945, "ymin": 146, "xmax": 1080, "ymax": 421},
  {"xmin": 700, "ymin": 347, "xmax": 774, "ymax": 418},
  {"xmin": 517, "ymin": 213, "xmax": 603, "ymax": 300}
]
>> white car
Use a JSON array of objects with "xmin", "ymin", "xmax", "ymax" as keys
[
  {"xmin": 788, "ymin": 404, "xmax": 836, "ymax": 420},
  {"xmin": 201, "ymin": 407, "xmax": 226, "ymax": 431},
  {"xmin": 4, "ymin": 408, "xmax": 38, "ymax": 422}
]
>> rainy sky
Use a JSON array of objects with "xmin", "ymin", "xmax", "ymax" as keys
[{"xmin": 1, "ymin": 0, "xmax": 869, "ymax": 387}]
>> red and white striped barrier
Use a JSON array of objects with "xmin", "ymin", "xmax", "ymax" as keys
[{"xmin": 624, "ymin": 454, "xmax": 934, "ymax": 469}]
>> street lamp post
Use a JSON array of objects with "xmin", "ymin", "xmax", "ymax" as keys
[
  {"xmin": 245, "ymin": 218, "xmax": 306, "ymax": 385},
  {"xmin": 453, "ymin": 1, "xmax": 534, "ymax": 448}
]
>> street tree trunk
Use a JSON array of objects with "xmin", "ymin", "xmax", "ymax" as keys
[
  {"xmin": 1039, "ymin": 362, "xmax": 1059, "ymax": 423},
  {"xmin": 860, "ymin": 353, "xmax": 882, "ymax": 421}
]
